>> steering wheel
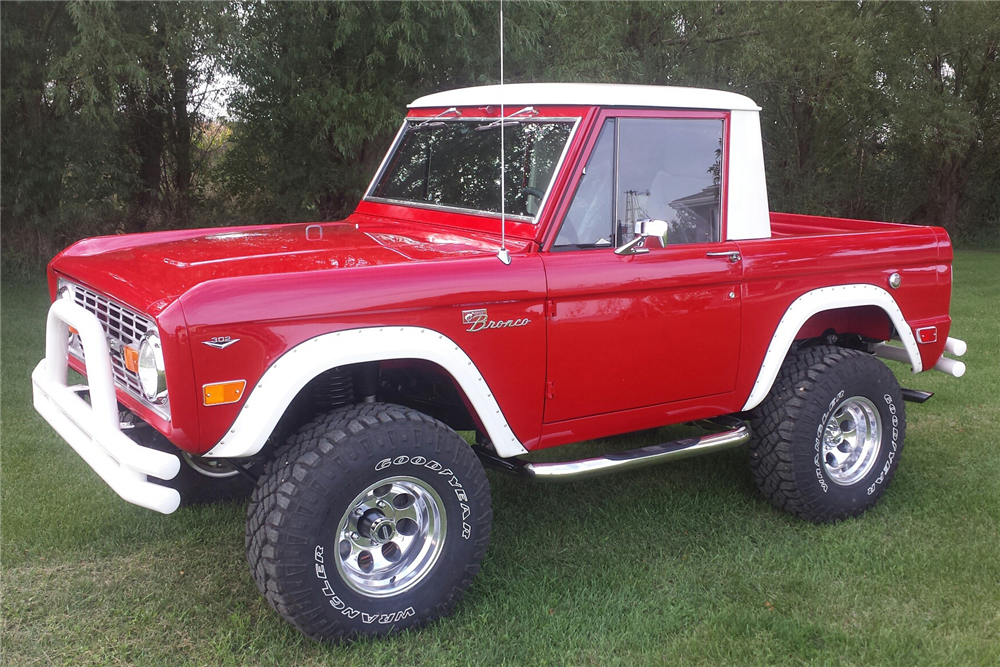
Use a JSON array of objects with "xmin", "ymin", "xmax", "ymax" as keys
[{"xmin": 521, "ymin": 186, "xmax": 545, "ymax": 201}]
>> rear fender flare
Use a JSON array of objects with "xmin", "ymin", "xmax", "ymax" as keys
[
  {"xmin": 742, "ymin": 284, "xmax": 920, "ymax": 411},
  {"xmin": 204, "ymin": 327, "xmax": 529, "ymax": 459}
]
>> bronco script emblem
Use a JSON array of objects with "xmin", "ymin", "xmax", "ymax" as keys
[{"xmin": 462, "ymin": 308, "xmax": 531, "ymax": 333}]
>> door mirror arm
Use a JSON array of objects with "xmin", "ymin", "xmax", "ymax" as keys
[
  {"xmin": 614, "ymin": 219, "xmax": 669, "ymax": 256},
  {"xmin": 615, "ymin": 236, "xmax": 650, "ymax": 256}
]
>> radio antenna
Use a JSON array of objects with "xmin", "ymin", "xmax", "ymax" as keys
[{"xmin": 496, "ymin": 0, "xmax": 512, "ymax": 265}]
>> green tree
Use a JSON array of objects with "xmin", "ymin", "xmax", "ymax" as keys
[
  {"xmin": 529, "ymin": 1, "xmax": 999, "ymax": 240},
  {"xmin": 62, "ymin": 1, "xmax": 235, "ymax": 219},
  {"xmin": 221, "ymin": 1, "xmax": 553, "ymax": 221},
  {"xmin": 874, "ymin": 2, "xmax": 1000, "ymax": 237},
  {"xmin": 531, "ymin": 2, "xmax": 891, "ymax": 219},
  {"xmin": 1, "ymin": 0, "xmax": 235, "ymax": 271},
  {"xmin": 1, "ymin": 2, "xmax": 126, "ymax": 242},
  {"xmin": 4, "ymin": 0, "xmax": 999, "ymax": 274}
]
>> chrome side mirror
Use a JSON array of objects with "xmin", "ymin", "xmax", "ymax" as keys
[{"xmin": 614, "ymin": 219, "xmax": 669, "ymax": 256}]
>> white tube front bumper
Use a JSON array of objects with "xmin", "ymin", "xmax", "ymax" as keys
[{"xmin": 31, "ymin": 298, "xmax": 181, "ymax": 514}]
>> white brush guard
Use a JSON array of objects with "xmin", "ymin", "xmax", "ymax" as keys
[{"xmin": 31, "ymin": 298, "xmax": 181, "ymax": 514}]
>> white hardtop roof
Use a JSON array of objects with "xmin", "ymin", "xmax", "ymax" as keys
[{"xmin": 409, "ymin": 83, "xmax": 760, "ymax": 112}]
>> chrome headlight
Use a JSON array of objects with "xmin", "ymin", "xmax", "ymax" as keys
[
  {"xmin": 138, "ymin": 333, "xmax": 167, "ymax": 403},
  {"xmin": 56, "ymin": 279, "xmax": 75, "ymax": 302},
  {"xmin": 57, "ymin": 279, "xmax": 83, "ymax": 353}
]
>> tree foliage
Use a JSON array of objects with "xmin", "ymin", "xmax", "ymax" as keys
[
  {"xmin": 3, "ymin": 1, "xmax": 999, "ymax": 273},
  {"xmin": 525, "ymin": 1, "xmax": 1000, "ymax": 233},
  {"xmin": 60, "ymin": 2, "xmax": 235, "ymax": 215},
  {"xmin": 220, "ymin": 1, "xmax": 551, "ymax": 220},
  {"xmin": 1, "ymin": 1, "xmax": 234, "ymax": 268}
]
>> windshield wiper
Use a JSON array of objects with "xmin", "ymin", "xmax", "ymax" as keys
[
  {"xmin": 411, "ymin": 107, "xmax": 462, "ymax": 130},
  {"xmin": 474, "ymin": 106, "xmax": 539, "ymax": 131}
]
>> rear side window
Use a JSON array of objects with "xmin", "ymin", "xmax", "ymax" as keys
[{"xmin": 554, "ymin": 117, "xmax": 724, "ymax": 249}]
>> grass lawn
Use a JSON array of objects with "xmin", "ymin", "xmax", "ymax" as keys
[{"xmin": 2, "ymin": 251, "xmax": 998, "ymax": 666}]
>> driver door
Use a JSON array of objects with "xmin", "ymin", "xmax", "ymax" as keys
[{"xmin": 541, "ymin": 111, "xmax": 743, "ymax": 424}]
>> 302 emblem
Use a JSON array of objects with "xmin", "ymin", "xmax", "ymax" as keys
[
  {"xmin": 203, "ymin": 336, "xmax": 240, "ymax": 349},
  {"xmin": 461, "ymin": 308, "xmax": 530, "ymax": 333}
]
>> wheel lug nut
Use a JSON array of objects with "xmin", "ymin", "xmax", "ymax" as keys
[
  {"xmin": 350, "ymin": 532, "xmax": 360, "ymax": 540},
  {"xmin": 377, "ymin": 500, "xmax": 386, "ymax": 508}
]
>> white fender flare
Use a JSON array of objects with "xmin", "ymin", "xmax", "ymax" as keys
[
  {"xmin": 741, "ymin": 284, "xmax": 920, "ymax": 412},
  {"xmin": 205, "ymin": 327, "xmax": 529, "ymax": 459}
]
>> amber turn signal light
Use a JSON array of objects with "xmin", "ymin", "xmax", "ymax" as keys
[
  {"xmin": 203, "ymin": 380, "xmax": 247, "ymax": 406},
  {"xmin": 122, "ymin": 345, "xmax": 140, "ymax": 373}
]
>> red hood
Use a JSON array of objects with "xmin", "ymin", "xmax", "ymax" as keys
[{"xmin": 51, "ymin": 215, "xmax": 526, "ymax": 316}]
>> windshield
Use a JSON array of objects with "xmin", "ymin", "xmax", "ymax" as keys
[{"xmin": 368, "ymin": 119, "xmax": 575, "ymax": 221}]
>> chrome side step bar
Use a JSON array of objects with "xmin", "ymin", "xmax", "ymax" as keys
[{"xmin": 474, "ymin": 416, "xmax": 750, "ymax": 483}]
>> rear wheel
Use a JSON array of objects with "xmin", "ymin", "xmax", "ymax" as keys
[
  {"xmin": 246, "ymin": 403, "xmax": 491, "ymax": 643},
  {"xmin": 748, "ymin": 345, "xmax": 906, "ymax": 523}
]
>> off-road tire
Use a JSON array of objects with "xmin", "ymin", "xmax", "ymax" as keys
[
  {"xmin": 748, "ymin": 345, "xmax": 906, "ymax": 523},
  {"xmin": 246, "ymin": 403, "xmax": 492, "ymax": 643}
]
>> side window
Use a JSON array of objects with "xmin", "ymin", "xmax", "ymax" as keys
[
  {"xmin": 553, "ymin": 120, "xmax": 614, "ymax": 248},
  {"xmin": 616, "ymin": 118, "xmax": 723, "ymax": 245}
]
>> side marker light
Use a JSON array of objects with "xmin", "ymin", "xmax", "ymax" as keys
[
  {"xmin": 203, "ymin": 380, "xmax": 247, "ymax": 406},
  {"xmin": 915, "ymin": 326, "xmax": 938, "ymax": 345}
]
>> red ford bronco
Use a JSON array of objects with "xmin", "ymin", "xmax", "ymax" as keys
[{"xmin": 33, "ymin": 84, "xmax": 967, "ymax": 642}]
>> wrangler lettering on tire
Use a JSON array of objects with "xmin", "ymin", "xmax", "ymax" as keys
[
  {"xmin": 748, "ymin": 345, "xmax": 906, "ymax": 523},
  {"xmin": 246, "ymin": 403, "xmax": 492, "ymax": 642}
]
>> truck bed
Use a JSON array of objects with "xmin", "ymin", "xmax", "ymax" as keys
[
  {"xmin": 769, "ymin": 212, "xmax": 927, "ymax": 238},
  {"xmin": 732, "ymin": 213, "xmax": 953, "ymax": 411}
]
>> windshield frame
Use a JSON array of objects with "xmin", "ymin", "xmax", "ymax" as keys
[{"xmin": 363, "ymin": 115, "xmax": 581, "ymax": 224}]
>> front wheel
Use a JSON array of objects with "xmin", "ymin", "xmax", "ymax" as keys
[
  {"xmin": 246, "ymin": 403, "xmax": 492, "ymax": 642},
  {"xmin": 748, "ymin": 345, "xmax": 906, "ymax": 523}
]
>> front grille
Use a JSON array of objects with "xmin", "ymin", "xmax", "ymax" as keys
[{"xmin": 66, "ymin": 282, "xmax": 169, "ymax": 419}]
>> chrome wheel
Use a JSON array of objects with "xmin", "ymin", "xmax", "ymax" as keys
[
  {"xmin": 822, "ymin": 396, "xmax": 882, "ymax": 486},
  {"xmin": 335, "ymin": 476, "xmax": 446, "ymax": 598}
]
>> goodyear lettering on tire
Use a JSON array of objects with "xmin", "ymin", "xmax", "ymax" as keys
[{"xmin": 376, "ymin": 456, "xmax": 472, "ymax": 539}]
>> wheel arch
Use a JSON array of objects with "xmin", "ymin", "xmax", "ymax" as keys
[
  {"xmin": 741, "ymin": 284, "xmax": 920, "ymax": 412},
  {"xmin": 205, "ymin": 327, "xmax": 528, "ymax": 459}
]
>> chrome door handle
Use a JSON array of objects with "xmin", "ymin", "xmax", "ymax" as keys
[{"xmin": 706, "ymin": 251, "xmax": 741, "ymax": 263}]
